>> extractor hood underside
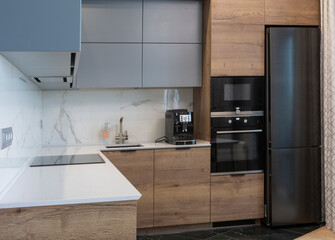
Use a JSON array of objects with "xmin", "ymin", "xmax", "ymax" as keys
[{"xmin": 1, "ymin": 51, "xmax": 79, "ymax": 90}]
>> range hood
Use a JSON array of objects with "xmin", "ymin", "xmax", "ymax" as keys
[
  {"xmin": 1, "ymin": 52, "xmax": 80, "ymax": 90},
  {"xmin": 0, "ymin": 0, "xmax": 81, "ymax": 90}
]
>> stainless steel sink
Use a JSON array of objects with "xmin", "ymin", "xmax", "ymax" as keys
[{"xmin": 105, "ymin": 143, "xmax": 143, "ymax": 148}]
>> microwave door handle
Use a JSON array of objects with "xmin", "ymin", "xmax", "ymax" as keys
[{"xmin": 216, "ymin": 129, "xmax": 263, "ymax": 134}]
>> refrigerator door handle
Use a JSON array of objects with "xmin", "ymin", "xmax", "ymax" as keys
[
  {"xmin": 216, "ymin": 129, "xmax": 263, "ymax": 134},
  {"xmin": 265, "ymin": 28, "xmax": 271, "ymax": 147}
]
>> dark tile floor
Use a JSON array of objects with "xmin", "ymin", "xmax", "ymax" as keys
[{"xmin": 137, "ymin": 223, "xmax": 325, "ymax": 240}]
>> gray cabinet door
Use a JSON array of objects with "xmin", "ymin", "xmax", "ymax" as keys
[
  {"xmin": 82, "ymin": 0, "xmax": 142, "ymax": 43},
  {"xmin": 143, "ymin": 0, "xmax": 202, "ymax": 43},
  {"xmin": 77, "ymin": 43, "xmax": 142, "ymax": 88},
  {"xmin": 143, "ymin": 44, "xmax": 202, "ymax": 87}
]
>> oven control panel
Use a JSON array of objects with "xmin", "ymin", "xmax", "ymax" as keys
[{"xmin": 211, "ymin": 116, "xmax": 264, "ymax": 129}]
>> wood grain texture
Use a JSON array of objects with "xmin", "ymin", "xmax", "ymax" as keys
[
  {"xmin": 0, "ymin": 201, "xmax": 136, "ymax": 240},
  {"xmin": 138, "ymin": 223, "xmax": 213, "ymax": 235},
  {"xmin": 265, "ymin": 0, "xmax": 320, "ymax": 25},
  {"xmin": 296, "ymin": 227, "xmax": 335, "ymax": 240},
  {"xmin": 212, "ymin": 0, "xmax": 264, "ymax": 24},
  {"xmin": 154, "ymin": 148, "xmax": 211, "ymax": 227},
  {"xmin": 211, "ymin": 23, "xmax": 264, "ymax": 76},
  {"xmin": 194, "ymin": 0, "xmax": 211, "ymax": 141},
  {"xmin": 103, "ymin": 150, "xmax": 154, "ymax": 228},
  {"xmin": 211, "ymin": 173, "xmax": 264, "ymax": 222}
]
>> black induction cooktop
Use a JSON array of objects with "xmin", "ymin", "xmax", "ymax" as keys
[{"xmin": 30, "ymin": 154, "xmax": 105, "ymax": 167}]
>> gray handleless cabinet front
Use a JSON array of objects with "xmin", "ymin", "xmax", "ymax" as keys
[
  {"xmin": 143, "ymin": 0, "xmax": 202, "ymax": 43},
  {"xmin": 77, "ymin": 43, "xmax": 142, "ymax": 88},
  {"xmin": 82, "ymin": 0, "xmax": 142, "ymax": 43},
  {"xmin": 143, "ymin": 44, "xmax": 202, "ymax": 87}
]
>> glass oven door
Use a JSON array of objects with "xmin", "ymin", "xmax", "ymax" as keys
[{"xmin": 212, "ymin": 129, "xmax": 264, "ymax": 174}]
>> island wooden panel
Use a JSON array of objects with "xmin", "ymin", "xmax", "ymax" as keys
[
  {"xmin": 0, "ymin": 201, "xmax": 136, "ymax": 240},
  {"xmin": 212, "ymin": 0, "xmax": 264, "ymax": 24},
  {"xmin": 211, "ymin": 23, "xmax": 264, "ymax": 76},
  {"xmin": 211, "ymin": 173, "xmax": 264, "ymax": 222},
  {"xmin": 154, "ymin": 147, "xmax": 210, "ymax": 227},
  {"xmin": 265, "ymin": 0, "xmax": 320, "ymax": 26},
  {"xmin": 103, "ymin": 150, "xmax": 154, "ymax": 228}
]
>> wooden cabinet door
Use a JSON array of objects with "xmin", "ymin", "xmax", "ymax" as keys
[
  {"xmin": 211, "ymin": 173, "xmax": 264, "ymax": 222},
  {"xmin": 211, "ymin": 23, "xmax": 264, "ymax": 76},
  {"xmin": 154, "ymin": 147, "xmax": 210, "ymax": 227},
  {"xmin": 265, "ymin": 0, "xmax": 320, "ymax": 26},
  {"xmin": 103, "ymin": 150, "xmax": 154, "ymax": 228},
  {"xmin": 211, "ymin": 0, "xmax": 265, "ymax": 76}
]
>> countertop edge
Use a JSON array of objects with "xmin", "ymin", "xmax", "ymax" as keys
[{"xmin": 0, "ymin": 195, "xmax": 141, "ymax": 209}]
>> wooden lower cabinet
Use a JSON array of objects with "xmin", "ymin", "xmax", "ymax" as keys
[
  {"xmin": 154, "ymin": 147, "xmax": 211, "ymax": 227},
  {"xmin": 103, "ymin": 150, "xmax": 154, "ymax": 228},
  {"xmin": 0, "ymin": 201, "xmax": 136, "ymax": 240},
  {"xmin": 211, "ymin": 173, "xmax": 264, "ymax": 222}
]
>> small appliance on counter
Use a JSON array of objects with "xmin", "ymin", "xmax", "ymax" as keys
[{"xmin": 165, "ymin": 109, "xmax": 196, "ymax": 145}]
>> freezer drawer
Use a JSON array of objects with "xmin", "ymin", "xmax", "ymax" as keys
[{"xmin": 269, "ymin": 147, "xmax": 321, "ymax": 226}]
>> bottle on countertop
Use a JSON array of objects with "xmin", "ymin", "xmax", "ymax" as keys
[{"xmin": 103, "ymin": 122, "xmax": 111, "ymax": 144}]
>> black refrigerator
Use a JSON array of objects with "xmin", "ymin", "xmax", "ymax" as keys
[{"xmin": 265, "ymin": 27, "xmax": 321, "ymax": 227}]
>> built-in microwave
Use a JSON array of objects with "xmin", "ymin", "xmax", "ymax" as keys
[{"xmin": 211, "ymin": 76, "xmax": 265, "ymax": 112}]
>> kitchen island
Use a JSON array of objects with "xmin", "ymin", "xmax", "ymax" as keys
[{"xmin": 0, "ymin": 145, "xmax": 141, "ymax": 240}]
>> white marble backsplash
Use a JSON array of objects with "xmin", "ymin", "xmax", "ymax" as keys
[
  {"xmin": 42, "ymin": 88, "xmax": 193, "ymax": 146},
  {"xmin": 0, "ymin": 55, "xmax": 42, "ymax": 193}
]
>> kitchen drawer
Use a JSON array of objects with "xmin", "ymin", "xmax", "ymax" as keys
[{"xmin": 211, "ymin": 173, "xmax": 264, "ymax": 222}]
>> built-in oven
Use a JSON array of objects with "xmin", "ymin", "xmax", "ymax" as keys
[
  {"xmin": 211, "ymin": 113, "xmax": 265, "ymax": 174},
  {"xmin": 211, "ymin": 76, "xmax": 265, "ymax": 112}
]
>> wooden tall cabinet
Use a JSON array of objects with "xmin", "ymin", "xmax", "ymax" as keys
[
  {"xmin": 154, "ymin": 148, "xmax": 211, "ymax": 227},
  {"xmin": 103, "ymin": 150, "xmax": 154, "ymax": 228},
  {"xmin": 211, "ymin": 0, "xmax": 265, "ymax": 76},
  {"xmin": 265, "ymin": 0, "xmax": 320, "ymax": 25}
]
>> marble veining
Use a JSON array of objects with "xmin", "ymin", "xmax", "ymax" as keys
[
  {"xmin": 48, "ymin": 92, "xmax": 82, "ymax": 145},
  {"xmin": 0, "ymin": 55, "xmax": 42, "ymax": 194},
  {"xmin": 43, "ymin": 88, "xmax": 193, "ymax": 146}
]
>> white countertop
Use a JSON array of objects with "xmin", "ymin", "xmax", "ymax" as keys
[
  {"xmin": 0, "ymin": 141, "xmax": 210, "ymax": 209},
  {"xmin": 0, "ymin": 146, "xmax": 141, "ymax": 209},
  {"xmin": 100, "ymin": 139, "xmax": 210, "ymax": 152}
]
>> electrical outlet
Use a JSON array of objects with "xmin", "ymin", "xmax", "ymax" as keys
[{"xmin": 1, "ymin": 127, "xmax": 13, "ymax": 150}]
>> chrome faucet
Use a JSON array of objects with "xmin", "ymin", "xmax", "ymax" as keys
[{"xmin": 115, "ymin": 117, "xmax": 128, "ymax": 144}]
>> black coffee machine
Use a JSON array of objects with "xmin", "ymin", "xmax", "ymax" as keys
[{"xmin": 165, "ymin": 109, "xmax": 196, "ymax": 145}]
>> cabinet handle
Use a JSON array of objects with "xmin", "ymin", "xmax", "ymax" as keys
[
  {"xmin": 231, "ymin": 174, "xmax": 246, "ymax": 177},
  {"xmin": 120, "ymin": 149, "xmax": 137, "ymax": 153},
  {"xmin": 175, "ymin": 147, "xmax": 191, "ymax": 150}
]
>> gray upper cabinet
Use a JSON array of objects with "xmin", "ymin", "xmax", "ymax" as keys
[
  {"xmin": 77, "ymin": 0, "xmax": 203, "ymax": 89},
  {"xmin": 77, "ymin": 43, "xmax": 142, "ymax": 88},
  {"xmin": 0, "ymin": 0, "xmax": 81, "ymax": 90},
  {"xmin": 82, "ymin": 0, "xmax": 142, "ymax": 43},
  {"xmin": 143, "ymin": 0, "xmax": 203, "ymax": 43},
  {"xmin": 143, "ymin": 44, "xmax": 202, "ymax": 87}
]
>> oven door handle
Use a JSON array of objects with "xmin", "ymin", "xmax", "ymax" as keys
[{"xmin": 216, "ymin": 129, "xmax": 263, "ymax": 134}]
